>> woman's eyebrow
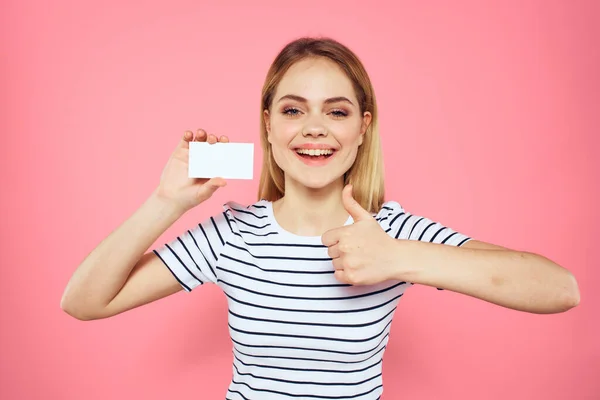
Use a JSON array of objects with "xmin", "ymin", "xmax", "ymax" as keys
[{"xmin": 276, "ymin": 94, "xmax": 354, "ymax": 106}]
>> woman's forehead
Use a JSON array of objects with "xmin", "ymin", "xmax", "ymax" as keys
[{"xmin": 275, "ymin": 58, "xmax": 357, "ymax": 104}]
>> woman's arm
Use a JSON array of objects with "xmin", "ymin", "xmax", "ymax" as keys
[
  {"xmin": 322, "ymin": 185, "xmax": 580, "ymax": 314},
  {"xmin": 60, "ymin": 129, "xmax": 228, "ymax": 320},
  {"xmin": 395, "ymin": 239, "xmax": 580, "ymax": 314},
  {"xmin": 60, "ymin": 191, "xmax": 186, "ymax": 320}
]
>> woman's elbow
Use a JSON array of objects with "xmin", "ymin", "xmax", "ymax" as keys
[
  {"xmin": 559, "ymin": 272, "xmax": 580, "ymax": 312},
  {"xmin": 60, "ymin": 296, "xmax": 102, "ymax": 321}
]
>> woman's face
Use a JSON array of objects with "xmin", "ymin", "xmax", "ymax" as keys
[{"xmin": 264, "ymin": 57, "xmax": 371, "ymax": 191}]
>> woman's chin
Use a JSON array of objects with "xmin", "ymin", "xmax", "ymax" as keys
[{"xmin": 291, "ymin": 174, "xmax": 344, "ymax": 191}]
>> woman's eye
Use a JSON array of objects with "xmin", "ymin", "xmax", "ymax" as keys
[
  {"xmin": 283, "ymin": 107, "xmax": 301, "ymax": 116},
  {"xmin": 330, "ymin": 110, "xmax": 348, "ymax": 118},
  {"xmin": 282, "ymin": 108, "xmax": 348, "ymax": 118}
]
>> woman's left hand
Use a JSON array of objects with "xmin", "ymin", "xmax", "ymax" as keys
[{"xmin": 322, "ymin": 185, "xmax": 406, "ymax": 285}]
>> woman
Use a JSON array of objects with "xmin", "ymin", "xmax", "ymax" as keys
[{"xmin": 61, "ymin": 37, "xmax": 580, "ymax": 399}]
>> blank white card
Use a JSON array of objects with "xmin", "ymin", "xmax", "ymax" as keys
[{"xmin": 188, "ymin": 142, "xmax": 254, "ymax": 180}]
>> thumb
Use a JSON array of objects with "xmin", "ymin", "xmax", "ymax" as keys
[
  {"xmin": 196, "ymin": 177, "xmax": 227, "ymax": 201},
  {"xmin": 342, "ymin": 184, "xmax": 372, "ymax": 222}
]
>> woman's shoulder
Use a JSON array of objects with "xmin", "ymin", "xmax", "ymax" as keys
[
  {"xmin": 221, "ymin": 199, "xmax": 271, "ymax": 219},
  {"xmin": 376, "ymin": 200, "xmax": 405, "ymax": 218},
  {"xmin": 218, "ymin": 199, "xmax": 276, "ymax": 237},
  {"xmin": 373, "ymin": 200, "xmax": 407, "ymax": 233}
]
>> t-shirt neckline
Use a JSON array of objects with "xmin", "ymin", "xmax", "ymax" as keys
[{"xmin": 264, "ymin": 200, "xmax": 353, "ymax": 240}]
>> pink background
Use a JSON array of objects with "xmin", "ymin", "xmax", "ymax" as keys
[{"xmin": 1, "ymin": 0, "xmax": 598, "ymax": 399}]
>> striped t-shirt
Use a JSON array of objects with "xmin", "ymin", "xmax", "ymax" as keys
[{"xmin": 153, "ymin": 200, "xmax": 471, "ymax": 400}]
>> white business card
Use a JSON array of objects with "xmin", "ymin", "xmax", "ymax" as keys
[{"xmin": 188, "ymin": 142, "xmax": 254, "ymax": 180}]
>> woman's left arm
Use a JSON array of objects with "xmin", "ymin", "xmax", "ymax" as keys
[
  {"xmin": 322, "ymin": 185, "xmax": 581, "ymax": 315},
  {"xmin": 394, "ymin": 238, "xmax": 580, "ymax": 314}
]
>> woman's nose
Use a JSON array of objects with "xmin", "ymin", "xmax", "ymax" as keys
[
  {"xmin": 301, "ymin": 116, "xmax": 328, "ymax": 137},
  {"xmin": 302, "ymin": 127, "xmax": 327, "ymax": 138}
]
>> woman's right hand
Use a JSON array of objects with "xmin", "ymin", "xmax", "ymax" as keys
[{"xmin": 155, "ymin": 128, "xmax": 229, "ymax": 213}]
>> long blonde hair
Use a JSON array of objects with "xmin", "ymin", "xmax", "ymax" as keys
[{"xmin": 258, "ymin": 37, "xmax": 385, "ymax": 213}]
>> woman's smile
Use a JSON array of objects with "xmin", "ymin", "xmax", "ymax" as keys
[{"xmin": 292, "ymin": 143, "xmax": 339, "ymax": 166}]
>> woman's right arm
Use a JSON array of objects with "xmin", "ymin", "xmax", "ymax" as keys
[{"xmin": 60, "ymin": 129, "xmax": 228, "ymax": 320}]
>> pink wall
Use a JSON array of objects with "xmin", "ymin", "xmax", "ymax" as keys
[{"xmin": 1, "ymin": 1, "xmax": 598, "ymax": 399}]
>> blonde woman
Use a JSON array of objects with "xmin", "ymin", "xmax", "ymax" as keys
[{"xmin": 61, "ymin": 37, "xmax": 580, "ymax": 399}]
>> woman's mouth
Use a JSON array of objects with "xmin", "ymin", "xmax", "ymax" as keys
[
  {"xmin": 295, "ymin": 148, "xmax": 334, "ymax": 159},
  {"xmin": 293, "ymin": 148, "xmax": 337, "ymax": 166}
]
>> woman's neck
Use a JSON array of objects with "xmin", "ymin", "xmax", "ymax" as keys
[{"xmin": 272, "ymin": 179, "xmax": 350, "ymax": 237}]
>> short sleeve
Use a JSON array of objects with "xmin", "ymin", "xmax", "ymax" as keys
[
  {"xmin": 153, "ymin": 208, "xmax": 234, "ymax": 292},
  {"xmin": 380, "ymin": 201, "xmax": 472, "ymax": 290}
]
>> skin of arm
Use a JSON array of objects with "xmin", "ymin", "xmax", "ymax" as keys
[
  {"xmin": 60, "ymin": 190, "xmax": 186, "ymax": 320},
  {"xmin": 392, "ymin": 238, "xmax": 580, "ymax": 314}
]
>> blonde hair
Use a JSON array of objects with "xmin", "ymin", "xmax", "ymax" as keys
[{"xmin": 258, "ymin": 37, "xmax": 385, "ymax": 213}]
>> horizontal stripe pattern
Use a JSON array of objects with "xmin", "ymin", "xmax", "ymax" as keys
[
  {"xmin": 381, "ymin": 201, "xmax": 472, "ymax": 246},
  {"xmin": 153, "ymin": 199, "xmax": 472, "ymax": 398},
  {"xmin": 153, "ymin": 209, "xmax": 233, "ymax": 291},
  {"xmin": 380, "ymin": 201, "xmax": 472, "ymax": 291}
]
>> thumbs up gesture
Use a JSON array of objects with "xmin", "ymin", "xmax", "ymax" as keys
[{"xmin": 321, "ymin": 185, "xmax": 398, "ymax": 285}]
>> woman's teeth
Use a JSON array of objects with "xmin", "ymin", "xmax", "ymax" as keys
[{"xmin": 295, "ymin": 149, "xmax": 334, "ymax": 156}]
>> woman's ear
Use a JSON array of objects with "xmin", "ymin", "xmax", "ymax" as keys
[
  {"xmin": 359, "ymin": 111, "xmax": 372, "ymax": 145},
  {"xmin": 264, "ymin": 109, "xmax": 274, "ymax": 144},
  {"xmin": 263, "ymin": 109, "xmax": 271, "ymax": 134}
]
